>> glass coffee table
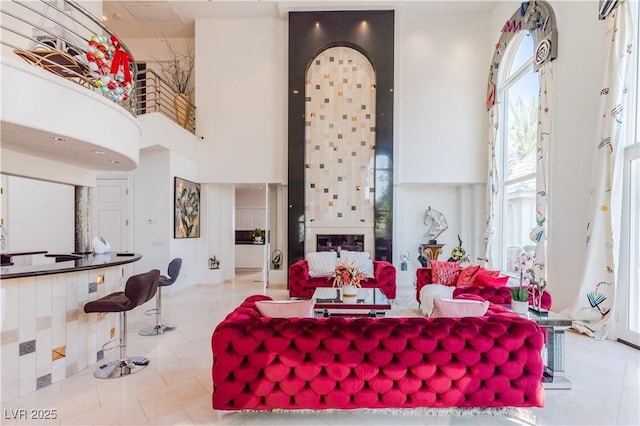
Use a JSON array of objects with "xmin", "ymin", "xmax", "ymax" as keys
[{"xmin": 312, "ymin": 287, "xmax": 391, "ymax": 317}]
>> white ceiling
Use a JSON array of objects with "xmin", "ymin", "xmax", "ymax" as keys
[{"xmin": 102, "ymin": 1, "xmax": 498, "ymax": 39}]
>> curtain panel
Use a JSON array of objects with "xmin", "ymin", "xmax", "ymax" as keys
[
  {"xmin": 530, "ymin": 62, "xmax": 553, "ymax": 280},
  {"xmin": 567, "ymin": 0, "xmax": 633, "ymax": 339}
]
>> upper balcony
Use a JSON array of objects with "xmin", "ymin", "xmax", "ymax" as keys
[{"xmin": 0, "ymin": 0, "xmax": 196, "ymax": 183}]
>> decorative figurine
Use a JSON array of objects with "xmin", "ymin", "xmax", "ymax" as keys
[
  {"xmin": 424, "ymin": 206, "xmax": 448, "ymax": 244},
  {"xmin": 209, "ymin": 255, "xmax": 220, "ymax": 270}
]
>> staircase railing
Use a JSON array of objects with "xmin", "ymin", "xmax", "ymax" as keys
[{"xmin": 0, "ymin": 0, "xmax": 196, "ymax": 133}]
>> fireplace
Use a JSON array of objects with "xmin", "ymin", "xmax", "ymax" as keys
[{"xmin": 316, "ymin": 234, "xmax": 364, "ymax": 253}]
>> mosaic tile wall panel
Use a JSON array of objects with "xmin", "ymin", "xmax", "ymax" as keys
[
  {"xmin": 1, "ymin": 266, "xmax": 123, "ymax": 402},
  {"xmin": 305, "ymin": 47, "xmax": 376, "ymax": 233}
]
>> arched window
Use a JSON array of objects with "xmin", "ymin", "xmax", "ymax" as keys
[{"xmin": 496, "ymin": 31, "xmax": 539, "ymax": 273}]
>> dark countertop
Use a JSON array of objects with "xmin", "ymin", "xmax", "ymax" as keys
[
  {"xmin": 235, "ymin": 241, "xmax": 265, "ymax": 245},
  {"xmin": 0, "ymin": 253, "xmax": 142, "ymax": 279}
]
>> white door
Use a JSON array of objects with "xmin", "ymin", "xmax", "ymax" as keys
[
  {"xmin": 93, "ymin": 178, "xmax": 131, "ymax": 252},
  {"xmin": 617, "ymin": 145, "xmax": 640, "ymax": 347}
]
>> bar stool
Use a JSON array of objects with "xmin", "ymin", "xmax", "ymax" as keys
[
  {"xmin": 139, "ymin": 258, "xmax": 182, "ymax": 336},
  {"xmin": 84, "ymin": 269, "xmax": 160, "ymax": 379}
]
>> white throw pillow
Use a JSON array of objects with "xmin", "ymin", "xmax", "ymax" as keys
[
  {"xmin": 339, "ymin": 250, "xmax": 374, "ymax": 278},
  {"xmin": 306, "ymin": 251, "xmax": 338, "ymax": 277},
  {"xmin": 419, "ymin": 284, "xmax": 455, "ymax": 316},
  {"xmin": 255, "ymin": 299, "xmax": 315, "ymax": 318}
]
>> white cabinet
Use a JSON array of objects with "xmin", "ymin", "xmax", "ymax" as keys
[
  {"xmin": 236, "ymin": 207, "xmax": 266, "ymax": 230},
  {"xmin": 235, "ymin": 244, "xmax": 265, "ymax": 269},
  {"xmin": 236, "ymin": 208, "xmax": 254, "ymax": 229},
  {"xmin": 253, "ymin": 209, "xmax": 266, "ymax": 230}
]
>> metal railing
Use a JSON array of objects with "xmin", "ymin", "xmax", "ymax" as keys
[{"xmin": 0, "ymin": 0, "xmax": 196, "ymax": 133}]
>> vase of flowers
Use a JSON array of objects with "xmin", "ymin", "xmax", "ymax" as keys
[
  {"xmin": 250, "ymin": 228, "xmax": 265, "ymax": 243},
  {"xmin": 330, "ymin": 262, "xmax": 364, "ymax": 303}
]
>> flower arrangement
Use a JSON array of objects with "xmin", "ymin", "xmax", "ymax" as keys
[
  {"xmin": 250, "ymin": 228, "xmax": 265, "ymax": 240},
  {"xmin": 511, "ymin": 250, "xmax": 536, "ymax": 302},
  {"xmin": 513, "ymin": 250, "xmax": 536, "ymax": 283},
  {"xmin": 449, "ymin": 235, "xmax": 470, "ymax": 263},
  {"xmin": 330, "ymin": 262, "xmax": 365, "ymax": 288}
]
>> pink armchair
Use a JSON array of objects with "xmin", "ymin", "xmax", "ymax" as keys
[{"xmin": 289, "ymin": 259, "xmax": 396, "ymax": 300}]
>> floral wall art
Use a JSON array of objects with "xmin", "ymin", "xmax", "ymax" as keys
[{"xmin": 174, "ymin": 176, "xmax": 200, "ymax": 238}]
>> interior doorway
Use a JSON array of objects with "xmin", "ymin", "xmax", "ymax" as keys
[
  {"xmin": 234, "ymin": 185, "xmax": 267, "ymax": 285},
  {"xmin": 93, "ymin": 177, "xmax": 132, "ymax": 252}
]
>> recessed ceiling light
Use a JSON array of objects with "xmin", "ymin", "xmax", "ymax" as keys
[
  {"xmin": 101, "ymin": 15, "xmax": 107, "ymax": 21},
  {"xmin": 92, "ymin": 150, "xmax": 105, "ymax": 155},
  {"xmin": 111, "ymin": 160, "xmax": 121, "ymax": 164},
  {"xmin": 51, "ymin": 136, "xmax": 66, "ymax": 142},
  {"xmin": 113, "ymin": 12, "xmax": 123, "ymax": 20}
]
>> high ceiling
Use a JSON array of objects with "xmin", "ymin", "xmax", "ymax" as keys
[{"xmin": 102, "ymin": 1, "xmax": 497, "ymax": 39}]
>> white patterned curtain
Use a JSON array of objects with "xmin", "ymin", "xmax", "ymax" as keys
[
  {"xmin": 567, "ymin": 0, "xmax": 633, "ymax": 339},
  {"xmin": 530, "ymin": 62, "xmax": 553, "ymax": 280},
  {"xmin": 483, "ymin": 106, "xmax": 499, "ymax": 268}
]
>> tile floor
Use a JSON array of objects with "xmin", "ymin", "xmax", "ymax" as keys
[{"xmin": 1, "ymin": 270, "xmax": 638, "ymax": 425}]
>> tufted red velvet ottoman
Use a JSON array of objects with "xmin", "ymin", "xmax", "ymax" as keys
[{"xmin": 211, "ymin": 295, "xmax": 545, "ymax": 411}]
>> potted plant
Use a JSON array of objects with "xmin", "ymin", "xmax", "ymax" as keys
[
  {"xmin": 510, "ymin": 285, "xmax": 530, "ymax": 314},
  {"xmin": 511, "ymin": 250, "xmax": 536, "ymax": 313},
  {"xmin": 155, "ymin": 38, "xmax": 194, "ymax": 128},
  {"xmin": 250, "ymin": 228, "xmax": 265, "ymax": 243}
]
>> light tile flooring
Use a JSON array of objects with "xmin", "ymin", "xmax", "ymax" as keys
[{"xmin": 1, "ymin": 270, "xmax": 639, "ymax": 425}]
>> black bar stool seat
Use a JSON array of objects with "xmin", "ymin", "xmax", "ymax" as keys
[
  {"xmin": 84, "ymin": 269, "xmax": 160, "ymax": 379},
  {"xmin": 140, "ymin": 258, "xmax": 182, "ymax": 336}
]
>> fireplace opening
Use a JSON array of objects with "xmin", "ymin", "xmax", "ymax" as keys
[{"xmin": 316, "ymin": 234, "xmax": 364, "ymax": 253}]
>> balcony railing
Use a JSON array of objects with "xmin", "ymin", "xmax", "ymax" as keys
[{"xmin": 0, "ymin": 0, "xmax": 196, "ymax": 133}]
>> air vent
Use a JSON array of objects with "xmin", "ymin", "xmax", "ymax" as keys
[{"xmin": 123, "ymin": 1, "xmax": 184, "ymax": 25}]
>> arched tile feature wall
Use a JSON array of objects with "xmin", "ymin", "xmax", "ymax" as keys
[
  {"xmin": 304, "ymin": 47, "xmax": 376, "ymax": 255},
  {"xmin": 288, "ymin": 10, "xmax": 394, "ymax": 269}
]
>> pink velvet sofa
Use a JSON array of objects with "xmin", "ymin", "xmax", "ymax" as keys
[
  {"xmin": 211, "ymin": 295, "xmax": 545, "ymax": 411},
  {"xmin": 415, "ymin": 267, "xmax": 552, "ymax": 310},
  {"xmin": 289, "ymin": 259, "xmax": 396, "ymax": 300}
]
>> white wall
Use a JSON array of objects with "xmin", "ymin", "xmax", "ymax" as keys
[
  {"xmin": 194, "ymin": 17, "xmax": 286, "ymax": 184},
  {"xmin": 395, "ymin": 5, "xmax": 490, "ymax": 184},
  {"xmin": 3, "ymin": 175, "xmax": 74, "ymax": 254},
  {"xmin": 200, "ymin": 183, "xmax": 235, "ymax": 284},
  {"xmin": 132, "ymin": 149, "xmax": 170, "ymax": 275}
]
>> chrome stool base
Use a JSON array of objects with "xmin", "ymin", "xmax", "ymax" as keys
[
  {"xmin": 139, "ymin": 323, "xmax": 176, "ymax": 336},
  {"xmin": 93, "ymin": 356, "xmax": 150, "ymax": 379}
]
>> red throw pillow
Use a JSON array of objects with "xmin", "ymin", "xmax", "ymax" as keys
[
  {"xmin": 430, "ymin": 260, "xmax": 461, "ymax": 286},
  {"xmin": 475, "ymin": 267, "xmax": 501, "ymax": 278},
  {"xmin": 473, "ymin": 273, "xmax": 509, "ymax": 288},
  {"xmin": 456, "ymin": 265, "xmax": 481, "ymax": 287}
]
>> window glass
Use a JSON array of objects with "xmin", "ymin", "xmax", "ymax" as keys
[
  {"xmin": 507, "ymin": 32, "xmax": 535, "ymax": 78},
  {"xmin": 505, "ymin": 71, "xmax": 539, "ymax": 181},
  {"xmin": 498, "ymin": 31, "xmax": 538, "ymax": 274}
]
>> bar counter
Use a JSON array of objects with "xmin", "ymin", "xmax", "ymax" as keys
[
  {"xmin": 0, "ymin": 252, "xmax": 142, "ymax": 279},
  {"xmin": 0, "ymin": 253, "xmax": 142, "ymax": 402}
]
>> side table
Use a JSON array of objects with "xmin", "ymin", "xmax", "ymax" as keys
[{"xmin": 527, "ymin": 309, "xmax": 573, "ymax": 389}]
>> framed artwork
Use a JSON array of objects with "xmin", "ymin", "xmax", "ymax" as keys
[{"xmin": 174, "ymin": 176, "xmax": 201, "ymax": 238}]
